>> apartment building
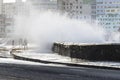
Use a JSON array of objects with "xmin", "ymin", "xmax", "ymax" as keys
[
  {"xmin": 28, "ymin": 0, "xmax": 57, "ymax": 12},
  {"xmin": 96, "ymin": 0, "xmax": 120, "ymax": 32},
  {"xmin": 1, "ymin": 0, "xmax": 29, "ymax": 37},
  {"xmin": 57, "ymin": 0, "xmax": 96, "ymax": 22}
]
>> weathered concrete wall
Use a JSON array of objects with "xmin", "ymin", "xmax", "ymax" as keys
[{"xmin": 52, "ymin": 42, "xmax": 120, "ymax": 61}]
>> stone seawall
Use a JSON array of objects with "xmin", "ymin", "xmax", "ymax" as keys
[{"xmin": 52, "ymin": 42, "xmax": 120, "ymax": 61}]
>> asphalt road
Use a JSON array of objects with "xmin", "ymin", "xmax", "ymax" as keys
[{"xmin": 0, "ymin": 62, "xmax": 120, "ymax": 80}]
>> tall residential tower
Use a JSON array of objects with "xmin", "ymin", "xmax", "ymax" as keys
[
  {"xmin": 0, "ymin": 0, "xmax": 3, "ymax": 14},
  {"xmin": 96, "ymin": 0, "xmax": 120, "ymax": 32},
  {"xmin": 28, "ymin": 0, "xmax": 57, "ymax": 12},
  {"xmin": 57, "ymin": 0, "xmax": 96, "ymax": 22}
]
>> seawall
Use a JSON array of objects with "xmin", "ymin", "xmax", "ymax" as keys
[{"xmin": 52, "ymin": 42, "xmax": 120, "ymax": 61}]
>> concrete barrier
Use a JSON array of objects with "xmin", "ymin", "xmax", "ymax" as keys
[
  {"xmin": 52, "ymin": 42, "xmax": 120, "ymax": 61},
  {"xmin": 12, "ymin": 53, "xmax": 120, "ymax": 70}
]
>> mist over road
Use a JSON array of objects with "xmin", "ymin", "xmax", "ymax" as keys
[{"xmin": 0, "ymin": 62, "xmax": 120, "ymax": 80}]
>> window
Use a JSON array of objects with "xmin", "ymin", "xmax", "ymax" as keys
[
  {"xmin": 80, "ymin": 11, "xmax": 82, "ymax": 14},
  {"xmin": 109, "ymin": 2, "xmax": 112, "ymax": 4},
  {"xmin": 106, "ymin": 10, "xmax": 110, "ymax": 12},
  {"xmin": 97, "ymin": 10, "xmax": 99, "ymax": 12},
  {"xmin": 80, "ymin": 6, "xmax": 82, "ymax": 9},
  {"xmin": 97, "ymin": 2, "xmax": 103, "ymax": 4},
  {"xmin": 80, "ymin": 2, "xmax": 82, "ymax": 4},
  {"xmin": 62, "ymin": 2, "xmax": 65, "ymax": 5},
  {"xmin": 70, "ymin": 3, "xmax": 73, "ymax": 6},
  {"xmin": 101, "ymin": 10, "xmax": 103, "ymax": 12},
  {"xmin": 111, "ymin": 10, "xmax": 115, "ymax": 12},
  {"xmin": 76, "ymin": 6, "xmax": 78, "ymax": 9}
]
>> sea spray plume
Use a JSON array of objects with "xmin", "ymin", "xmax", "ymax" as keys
[{"xmin": 13, "ymin": 11, "xmax": 105, "ymax": 52}]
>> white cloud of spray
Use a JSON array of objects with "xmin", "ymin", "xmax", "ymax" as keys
[
  {"xmin": 13, "ymin": 11, "xmax": 105, "ymax": 52},
  {"xmin": 107, "ymin": 32, "xmax": 120, "ymax": 43}
]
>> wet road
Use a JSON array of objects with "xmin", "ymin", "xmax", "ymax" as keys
[{"xmin": 0, "ymin": 62, "xmax": 120, "ymax": 80}]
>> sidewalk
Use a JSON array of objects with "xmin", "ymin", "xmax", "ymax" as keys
[{"xmin": 12, "ymin": 50, "xmax": 120, "ymax": 70}]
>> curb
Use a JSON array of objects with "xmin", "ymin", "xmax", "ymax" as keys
[{"xmin": 12, "ymin": 53, "xmax": 120, "ymax": 70}]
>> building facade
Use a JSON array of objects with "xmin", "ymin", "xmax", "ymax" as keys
[
  {"xmin": 96, "ymin": 0, "xmax": 120, "ymax": 32},
  {"xmin": 0, "ymin": 0, "xmax": 3, "ymax": 14},
  {"xmin": 16, "ymin": 0, "xmax": 30, "ymax": 16},
  {"xmin": 57, "ymin": 0, "xmax": 120, "ymax": 33},
  {"xmin": 0, "ymin": 0, "xmax": 57, "ymax": 37},
  {"xmin": 28, "ymin": 0, "xmax": 57, "ymax": 12},
  {"xmin": 57, "ymin": 0, "xmax": 96, "ymax": 22},
  {"xmin": 0, "ymin": 0, "xmax": 30, "ymax": 37},
  {"xmin": 0, "ymin": 0, "xmax": 6, "ymax": 37}
]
